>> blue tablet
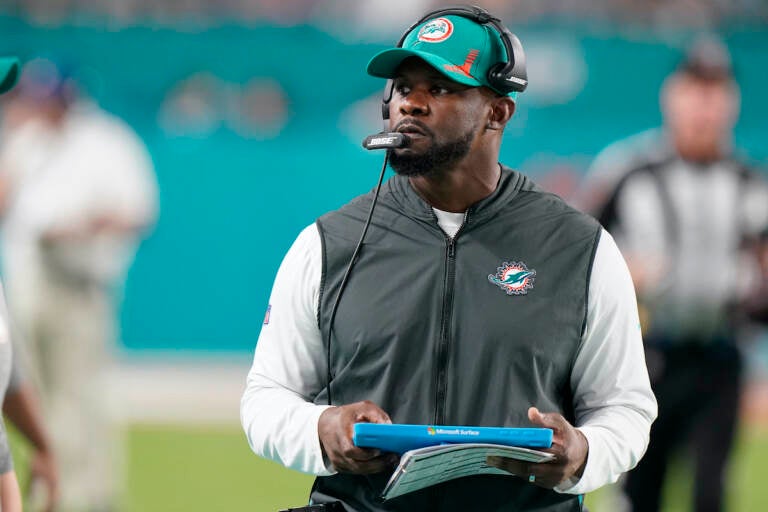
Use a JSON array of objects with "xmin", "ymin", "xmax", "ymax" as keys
[{"xmin": 353, "ymin": 423, "xmax": 553, "ymax": 454}]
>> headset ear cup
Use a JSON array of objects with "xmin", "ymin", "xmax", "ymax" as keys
[
  {"xmin": 490, "ymin": 28, "xmax": 527, "ymax": 93},
  {"xmin": 486, "ymin": 62, "xmax": 509, "ymax": 93},
  {"xmin": 381, "ymin": 78, "xmax": 394, "ymax": 130},
  {"xmin": 381, "ymin": 101, "xmax": 389, "ymax": 131},
  {"xmin": 505, "ymin": 31, "xmax": 528, "ymax": 91}
]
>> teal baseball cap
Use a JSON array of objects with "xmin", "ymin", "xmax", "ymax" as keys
[
  {"xmin": 0, "ymin": 56, "xmax": 19, "ymax": 94},
  {"xmin": 367, "ymin": 14, "xmax": 513, "ymax": 97}
]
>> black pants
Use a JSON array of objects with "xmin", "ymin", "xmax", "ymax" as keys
[{"xmin": 624, "ymin": 343, "xmax": 742, "ymax": 512}]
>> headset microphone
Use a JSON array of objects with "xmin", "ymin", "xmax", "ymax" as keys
[{"xmin": 362, "ymin": 132, "xmax": 411, "ymax": 150}]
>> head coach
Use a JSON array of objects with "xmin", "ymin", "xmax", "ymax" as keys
[{"xmin": 241, "ymin": 5, "xmax": 657, "ymax": 511}]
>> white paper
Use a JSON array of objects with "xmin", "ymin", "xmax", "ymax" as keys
[{"xmin": 381, "ymin": 443, "xmax": 555, "ymax": 500}]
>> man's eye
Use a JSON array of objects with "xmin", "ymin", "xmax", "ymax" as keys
[
  {"xmin": 395, "ymin": 84, "xmax": 410, "ymax": 96},
  {"xmin": 431, "ymin": 85, "xmax": 450, "ymax": 95}
]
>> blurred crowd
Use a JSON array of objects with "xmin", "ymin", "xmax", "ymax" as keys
[{"xmin": 2, "ymin": 0, "xmax": 767, "ymax": 27}]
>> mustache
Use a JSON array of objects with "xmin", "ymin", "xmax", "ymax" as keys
[{"xmin": 393, "ymin": 119, "xmax": 434, "ymax": 138}]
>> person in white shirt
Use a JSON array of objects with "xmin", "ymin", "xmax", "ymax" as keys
[
  {"xmin": 0, "ymin": 57, "xmax": 158, "ymax": 512},
  {"xmin": 0, "ymin": 53, "xmax": 62, "ymax": 512},
  {"xmin": 242, "ymin": 6, "xmax": 656, "ymax": 511}
]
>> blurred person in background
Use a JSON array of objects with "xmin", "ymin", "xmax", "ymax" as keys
[
  {"xmin": 0, "ymin": 54, "xmax": 60, "ymax": 512},
  {"xmin": 4, "ymin": 320, "xmax": 60, "ymax": 512},
  {"xmin": 0, "ymin": 305, "xmax": 22, "ymax": 508},
  {"xmin": 3, "ymin": 356, "xmax": 60, "ymax": 512},
  {"xmin": 590, "ymin": 39, "xmax": 768, "ymax": 512},
  {"xmin": 0, "ymin": 57, "xmax": 159, "ymax": 512},
  {"xmin": 743, "ymin": 230, "xmax": 768, "ymax": 325},
  {"xmin": 0, "ymin": 52, "xmax": 25, "ymax": 512}
]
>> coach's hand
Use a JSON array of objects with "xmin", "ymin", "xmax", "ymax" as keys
[
  {"xmin": 318, "ymin": 400, "xmax": 399, "ymax": 474},
  {"xmin": 486, "ymin": 407, "xmax": 588, "ymax": 489}
]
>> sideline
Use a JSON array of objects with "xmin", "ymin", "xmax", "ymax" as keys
[
  {"xmin": 109, "ymin": 353, "xmax": 768, "ymax": 428},
  {"xmin": 111, "ymin": 352, "xmax": 252, "ymax": 424}
]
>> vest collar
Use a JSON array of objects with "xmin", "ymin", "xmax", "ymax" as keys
[{"xmin": 383, "ymin": 165, "xmax": 532, "ymax": 224}]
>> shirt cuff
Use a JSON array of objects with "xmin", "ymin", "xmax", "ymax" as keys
[
  {"xmin": 553, "ymin": 427, "xmax": 593, "ymax": 494},
  {"xmin": 310, "ymin": 405, "xmax": 337, "ymax": 476}
]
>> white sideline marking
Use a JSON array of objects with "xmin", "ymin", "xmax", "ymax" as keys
[{"xmin": 110, "ymin": 353, "xmax": 252, "ymax": 424}]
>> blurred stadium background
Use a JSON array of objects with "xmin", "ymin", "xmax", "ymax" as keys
[{"xmin": 1, "ymin": 0, "xmax": 767, "ymax": 510}]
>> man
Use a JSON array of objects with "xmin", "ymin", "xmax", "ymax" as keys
[
  {"xmin": 0, "ymin": 59, "xmax": 20, "ymax": 504},
  {"xmin": 0, "ymin": 54, "xmax": 61, "ymax": 512},
  {"xmin": 594, "ymin": 39, "xmax": 768, "ymax": 512},
  {"xmin": 242, "ymin": 8, "xmax": 656, "ymax": 511},
  {"xmin": 3, "ymin": 358, "xmax": 59, "ymax": 512},
  {"xmin": 0, "ymin": 57, "xmax": 158, "ymax": 512},
  {"xmin": 2, "ymin": 297, "xmax": 61, "ymax": 512},
  {"xmin": 0, "ymin": 297, "xmax": 21, "ymax": 511},
  {"xmin": 743, "ymin": 231, "xmax": 768, "ymax": 324}
]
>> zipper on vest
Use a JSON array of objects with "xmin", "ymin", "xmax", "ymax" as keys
[{"xmin": 433, "ymin": 211, "xmax": 468, "ymax": 425}]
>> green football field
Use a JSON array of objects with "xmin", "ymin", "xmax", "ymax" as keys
[{"xmin": 9, "ymin": 423, "xmax": 768, "ymax": 511}]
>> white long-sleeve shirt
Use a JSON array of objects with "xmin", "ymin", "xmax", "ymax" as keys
[{"xmin": 241, "ymin": 211, "xmax": 657, "ymax": 495}]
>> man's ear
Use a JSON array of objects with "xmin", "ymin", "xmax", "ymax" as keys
[{"xmin": 486, "ymin": 96, "xmax": 516, "ymax": 130}]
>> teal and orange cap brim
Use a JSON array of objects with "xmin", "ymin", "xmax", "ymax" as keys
[
  {"xmin": 0, "ymin": 57, "xmax": 20, "ymax": 94},
  {"xmin": 367, "ymin": 49, "xmax": 518, "ymax": 100},
  {"xmin": 368, "ymin": 48, "xmax": 484, "ymax": 88}
]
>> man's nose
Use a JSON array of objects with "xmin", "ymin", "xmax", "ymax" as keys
[{"xmin": 398, "ymin": 88, "xmax": 430, "ymax": 116}]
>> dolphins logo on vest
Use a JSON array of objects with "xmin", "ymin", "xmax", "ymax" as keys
[{"xmin": 488, "ymin": 261, "xmax": 536, "ymax": 295}]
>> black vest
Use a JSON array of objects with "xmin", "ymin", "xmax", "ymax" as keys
[{"xmin": 312, "ymin": 167, "xmax": 600, "ymax": 511}]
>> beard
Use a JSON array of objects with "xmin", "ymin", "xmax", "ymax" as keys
[{"xmin": 387, "ymin": 128, "xmax": 475, "ymax": 178}]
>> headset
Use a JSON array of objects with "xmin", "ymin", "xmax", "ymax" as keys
[{"xmin": 380, "ymin": 5, "xmax": 528, "ymax": 126}]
